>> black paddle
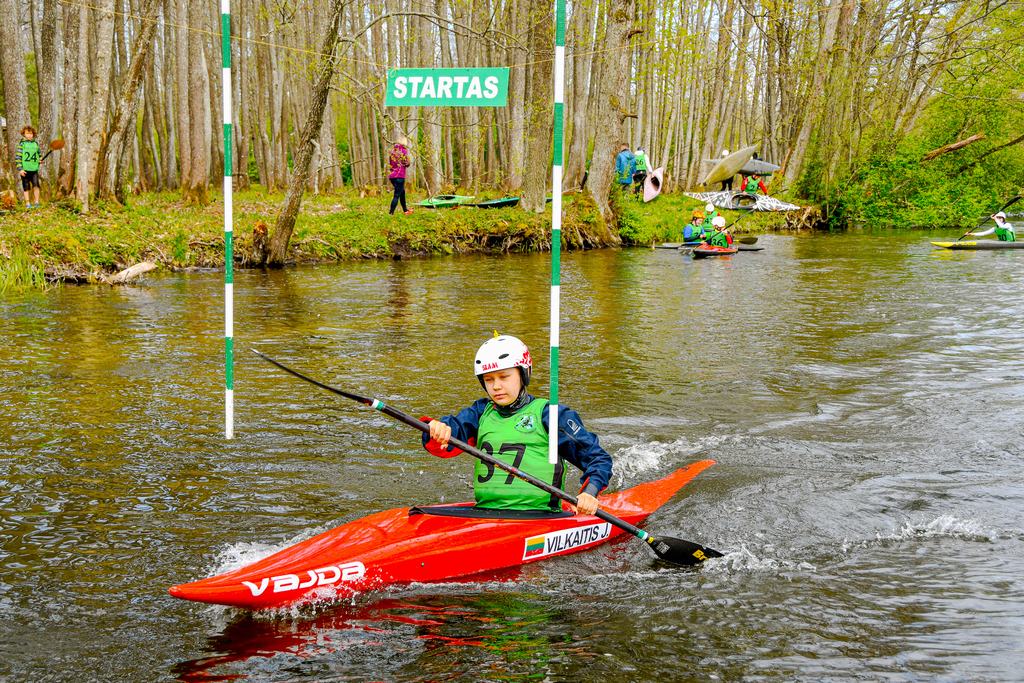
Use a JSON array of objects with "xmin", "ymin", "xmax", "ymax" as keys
[
  {"xmin": 956, "ymin": 195, "xmax": 1021, "ymax": 242},
  {"xmin": 253, "ymin": 349, "xmax": 723, "ymax": 567}
]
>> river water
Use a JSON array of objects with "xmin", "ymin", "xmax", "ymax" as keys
[{"xmin": 2, "ymin": 233, "xmax": 1023, "ymax": 682}]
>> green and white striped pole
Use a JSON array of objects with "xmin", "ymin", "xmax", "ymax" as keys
[
  {"xmin": 222, "ymin": 0, "xmax": 234, "ymax": 439},
  {"xmin": 549, "ymin": 0, "xmax": 566, "ymax": 464}
]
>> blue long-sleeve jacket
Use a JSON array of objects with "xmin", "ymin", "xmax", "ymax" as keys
[
  {"xmin": 615, "ymin": 151, "xmax": 635, "ymax": 185},
  {"xmin": 422, "ymin": 396, "xmax": 612, "ymax": 497}
]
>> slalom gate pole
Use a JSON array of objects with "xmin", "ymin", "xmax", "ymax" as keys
[
  {"xmin": 222, "ymin": 0, "xmax": 234, "ymax": 439},
  {"xmin": 548, "ymin": 0, "xmax": 566, "ymax": 463}
]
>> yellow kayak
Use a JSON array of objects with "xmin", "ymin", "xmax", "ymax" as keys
[{"xmin": 931, "ymin": 240, "xmax": 1024, "ymax": 250}]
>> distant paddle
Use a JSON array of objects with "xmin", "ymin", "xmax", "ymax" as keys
[
  {"xmin": 956, "ymin": 195, "xmax": 1021, "ymax": 242},
  {"xmin": 40, "ymin": 138, "xmax": 64, "ymax": 163},
  {"xmin": 725, "ymin": 209, "xmax": 760, "ymax": 244},
  {"xmin": 253, "ymin": 349, "xmax": 724, "ymax": 568}
]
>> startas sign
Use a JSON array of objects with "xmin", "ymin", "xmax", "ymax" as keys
[{"xmin": 385, "ymin": 68, "xmax": 509, "ymax": 107}]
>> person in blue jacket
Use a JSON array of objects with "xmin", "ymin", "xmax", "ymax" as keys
[
  {"xmin": 423, "ymin": 334, "xmax": 612, "ymax": 515},
  {"xmin": 614, "ymin": 144, "xmax": 635, "ymax": 191}
]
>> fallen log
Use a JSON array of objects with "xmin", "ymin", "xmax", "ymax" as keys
[
  {"xmin": 106, "ymin": 261, "xmax": 157, "ymax": 285},
  {"xmin": 921, "ymin": 133, "xmax": 984, "ymax": 162}
]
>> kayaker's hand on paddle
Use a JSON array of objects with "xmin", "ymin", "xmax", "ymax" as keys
[
  {"xmin": 428, "ymin": 419, "xmax": 451, "ymax": 449},
  {"xmin": 574, "ymin": 492, "xmax": 599, "ymax": 516}
]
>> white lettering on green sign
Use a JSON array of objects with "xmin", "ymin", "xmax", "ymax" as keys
[{"xmin": 386, "ymin": 68, "xmax": 509, "ymax": 107}]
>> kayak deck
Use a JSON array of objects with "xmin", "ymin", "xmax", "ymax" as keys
[
  {"xmin": 169, "ymin": 461, "xmax": 715, "ymax": 610},
  {"xmin": 692, "ymin": 245, "xmax": 738, "ymax": 258}
]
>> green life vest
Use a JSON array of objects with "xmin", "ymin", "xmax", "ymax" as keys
[
  {"xmin": 19, "ymin": 140, "xmax": 41, "ymax": 172},
  {"xmin": 634, "ymin": 152, "xmax": 648, "ymax": 172},
  {"xmin": 701, "ymin": 213, "xmax": 717, "ymax": 232},
  {"xmin": 474, "ymin": 398, "xmax": 563, "ymax": 510},
  {"xmin": 710, "ymin": 230, "xmax": 728, "ymax": 247},
  {"xmin": 742, "ymin": 176, "xmax": 759, "ymax": 193},
  {"xmin": 995, "ymin": 226, "xmax": 1016, "ymax": 242}
]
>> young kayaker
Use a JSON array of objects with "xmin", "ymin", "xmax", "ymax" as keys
[
  {"xmin": 701, "ymin": 203, "xmax": 718, "ymax": 232},
  {"xmin": 423, "ymin": 334, "xmax": 612, "ymax": 515},
  {"xmin": 684, "ymin": 209, "xmax": 706, "ymax": 242},
  {"xmin": 16, "ymin": 125, "xmax": 43, "ymax": 209},
  {"xmin": 969, "ymin": 211, "xmax": 1016, "ymax": 242},
  {"xmin": 708, "ymin": 216, "xmax": 730, "ymax": 246}
]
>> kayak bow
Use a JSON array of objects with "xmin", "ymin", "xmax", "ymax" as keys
[{"xmin": 169, "ymin": 461, "xmax": 716, "ymax": 610}]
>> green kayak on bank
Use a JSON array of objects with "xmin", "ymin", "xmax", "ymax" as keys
[{"xmin": 416, "ymin": 195, "xmax": 475, "ymax": 208}]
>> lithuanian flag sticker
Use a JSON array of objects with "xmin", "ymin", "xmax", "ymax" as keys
[{"xmin": 524, "ymin": 536, "xmax": 546, "ymax": 558}]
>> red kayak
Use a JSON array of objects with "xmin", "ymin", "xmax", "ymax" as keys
[
  {"xmin": 169, "ymin": 460, "xmax": 715, "ymax": 610},
  {"xmin": 691, "ymin": 244, "xmax": 738, "ymax": 258}
]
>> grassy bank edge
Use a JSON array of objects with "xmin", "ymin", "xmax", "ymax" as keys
[{"xmin": 0, "ymin": 188, "xmax": 795, "ymax": 292}]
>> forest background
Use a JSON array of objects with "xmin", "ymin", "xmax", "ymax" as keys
[{"xmin": 1, "ymin": 0, "xmax": 1023, "ymax": 261}]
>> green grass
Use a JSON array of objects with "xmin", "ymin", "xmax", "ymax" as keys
[{"xmin": 0, "ymin": 243, "xmax": 49, "ymax": 294}]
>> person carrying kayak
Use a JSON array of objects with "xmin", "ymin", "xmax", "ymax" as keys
[
  {"xmin": 739, "ymin": 173, "xmax": 769, "ymax": 195},
  {"xmin": 423, "ymin": 334, "xmax": 612, "ymax": 515},
  {"xmin": 632, "ymin": 147, "xmax": 648, "ymax": 199},
  {"xmin": 615, "ymin": 144, "xmax": 635, "ymax": 191},
  {"xmin": 968, "ymin": 211, "xmax": 1016, "ymax": 242},
  {"xmin": 708, "ymin": 216, "xmax": 731, "ymax": 246},
  {"xmin": 684, "ymin": 209, "xmax": 706, "ymax": 242}
]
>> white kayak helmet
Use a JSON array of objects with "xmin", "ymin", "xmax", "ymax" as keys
[
  {"xmin": 721, "ymin": 149, "xmax": 730, "ymax": 157},
  {"xmin": 712, "ymin": 215, "xmax": 726, "ymax": 228},
  {"xmin": 994, "ymin": 211, "xmax": 1007, "ymax": 222},
  {"xmin": 705, "ymin": 203, "xmax": 715, "ymax": 213},
  {"xmin": 474, "ymin": 334, "xmax": 532, "ymax": 387}
]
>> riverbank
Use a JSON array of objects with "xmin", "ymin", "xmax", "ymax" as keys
[{"xmin": 0, "ymin": 187, "xmax": 798, "ymax": 291}]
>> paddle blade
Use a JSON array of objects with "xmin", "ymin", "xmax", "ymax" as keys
[
  {"xmin": 737, "ymin": 236, "xmax": 758, "ymax": 244},
  {"xmin": 649, "ymin": 535, "xmax": 724, "ymax": 566},
  {"xmin": 49, "ymin": 138, "xmax": 65, "ymax": 150}
]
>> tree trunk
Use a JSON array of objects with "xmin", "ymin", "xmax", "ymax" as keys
[
  {"xmin": 587, "ymin": 0, "xmax": 634, "ymax": 238},
  {"xmin": 183, "ymin": 0, "xmax": 210, "ymax": 204},
  {"xmin": 97, "ymin": 0, "xmax": 160, "ymax": 199},
  {"xmin": 0, "ymin": 0, "xmax": 31, "ymax": 185},
  {"xmin": 264, "ymin": 0, "xmax": 346, "ymax": 266},
  {"xmin": 521, "ymin": 0, "xmax": 553, "ymax": 212}
]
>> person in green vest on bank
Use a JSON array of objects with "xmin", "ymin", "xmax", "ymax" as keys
[
  {"xmin": 969, "ymin": 211, "xmax": 1015, "ymax": 242},
  {"xmin": 632, "ymin": 147, "xmax": 648, "ymax": 199},
  {"xmin": 15, "ymin": 125, "xmax": 43, "ymax": 209},
  {"xmin": 423, "ymin": 334, "xmax": 612, "ymax": 515},
  {"xmin": 739, "ymin": 173, "xmax": 769, "ymax": 195},
  {"xmin": 708, "ymin": 216, "xmax": 731, "ymax": 246}
]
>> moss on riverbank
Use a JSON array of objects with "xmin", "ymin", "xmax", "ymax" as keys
[{"xmin": 0, "ymin": 187, "xmax": 800, "ymax": 290}]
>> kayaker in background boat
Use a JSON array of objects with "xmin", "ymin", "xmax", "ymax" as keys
[
  {"xmin": 708, "ymin": 216, "xmax": 731, "ymax": 247},
  {"xmin": 633, "ymin": 147, "xmax": 649, "ymax": 199},
  {"xmin": 701, "ymin": 203, "xmax": 718, "ymax": 232},
  {"xmin": 424, "ymin": 334, "xmax": 611, "ymax": 515},
  {"xmin": 968, "ymin": 211, "xmax": 1016, "ymax": 242},
  {"xmin": 684, "ymin": 209, "xmax": 707, "ymax": 242},
  {"xmin": 615, "ymin": 144, "xmax": 635, "ymax": 191},
  {"xmin": 739, "ymin": 173, "xmax": 769, "ymax": 195}
]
